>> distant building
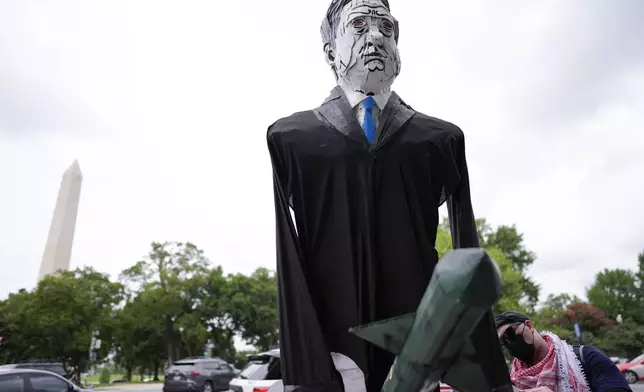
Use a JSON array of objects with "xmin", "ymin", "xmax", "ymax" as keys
[{"xmin": 38, "ymin": 160, "xmax": 83, "ymax": 281}]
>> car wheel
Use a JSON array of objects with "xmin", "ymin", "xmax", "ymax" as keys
[
  {"xmin": 623, "ymin": 371, "xmax": 638, "ymax": 384},
  {"xmin": 203, "ymin": 381, "xmax": 214, "ymax": 392}
]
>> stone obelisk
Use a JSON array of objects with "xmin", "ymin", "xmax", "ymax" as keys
[{"xmin": 38, "ymin": 160, "xmax": 83, "ymax": 281}]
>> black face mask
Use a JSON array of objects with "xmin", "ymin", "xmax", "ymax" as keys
[{"xmin": 502, "ymin": 324, "xmax": 535, "ymax": 363}]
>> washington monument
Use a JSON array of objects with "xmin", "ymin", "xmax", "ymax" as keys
[{"xmin": 38, "ymin": 160, "xmax": 83, "ymax": 281}]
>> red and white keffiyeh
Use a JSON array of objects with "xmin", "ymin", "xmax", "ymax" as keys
[{"xmin": 510, "ymin": 332, "xmax": 590, "ymax": 392}]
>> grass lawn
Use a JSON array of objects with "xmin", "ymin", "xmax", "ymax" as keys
[{"xmin": 84, "ymin": 373, "xmax": 162, "ymax": 385}]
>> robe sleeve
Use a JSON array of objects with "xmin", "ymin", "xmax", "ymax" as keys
[
  {"xmin": 267, "ymin": 130, "xmax": 344, "ymax": 392},
  {"xmin": 446, "ymin": 129, "xmax": 480, "ymax": 249}
]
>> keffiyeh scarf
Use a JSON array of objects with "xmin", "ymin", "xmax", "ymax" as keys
[{"xmin": 510, "ymin": 332, "xmax": 590, "ymax": 392}]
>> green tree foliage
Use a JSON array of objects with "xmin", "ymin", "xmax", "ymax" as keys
[
  {"xmin": 637, "ymin": 252, "xmax": 644, "ymax": 291},
  {"xmin": 438, "ymin": 218, "xmax": 537, "ymax": 314},
  {"xmin": 112, "ymin": 288, "xmax": 166, "ymax": 381},
  {"xmin": 114, "ymin": 241, "xmax": 280, "ymax": 371},
  {"xmin": 587, "ymin": 268, "xmax": 642, "ymax": 324},
  {"xmin": 581, "ymin": 252, "xmax": 644, "ymax": 355},
  {"xmin": 119, "ymin": 241, "xmax": 212, "ymax": 364},
  {"xmin": 599, "ymin": 317, "xmax": 644, "ymax": 359},
  {"xmin": 476, "ymin": 219, "xmax": 540, "ymax": 312},
  {"xmin": 0, "ymin": 268, "xmax": 122, "ymax": 370},
  {"xmin": 0, "ymin": 241, "xmax": 279, "ymax": 377},
  {"xmin": 228, "ymin": 268, "xmax": 279, "ymax": 351},
  {"xmin": 534, "ymin": 293, "xmax": 582, "ymax": 326},
  {"xmin": 1, "ymin": 233, "xmax": 641, "ymax": 373}
]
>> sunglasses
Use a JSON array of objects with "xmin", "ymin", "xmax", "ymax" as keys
[{"xmin": 501, "ymin": 322, "xmax": 526, "ymax": 345}]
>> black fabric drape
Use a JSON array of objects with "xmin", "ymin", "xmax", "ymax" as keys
[{"xmin": 267, "ymin": 87, "xmax": 479, "ymax": 392}]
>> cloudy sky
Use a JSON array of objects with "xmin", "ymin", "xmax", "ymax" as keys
[{"xmin": 1, "ymin": 0, "xmax": 643, "ymax": 304}]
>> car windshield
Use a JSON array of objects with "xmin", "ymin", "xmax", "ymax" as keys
[{"xmin": 629, "ymin": 354, "xmax": 644, "ymax": 363}]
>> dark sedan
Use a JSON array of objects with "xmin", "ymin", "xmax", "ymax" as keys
[
  {"xmin": 0, "ymin": 368, "xmax": 92, "ymax": 392},
  {"xmin": 164, "ymin": 357, "xmax": 237, "ymax": 392}
]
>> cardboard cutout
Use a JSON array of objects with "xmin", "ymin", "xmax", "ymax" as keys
[{"xmin": 266, "ymin": 1, "xmax": 505, "ymax": 391}]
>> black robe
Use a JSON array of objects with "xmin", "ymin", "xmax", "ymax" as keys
[{"xmin": 267, "ymin": 86, "xmax": 479, "ymax": 392}]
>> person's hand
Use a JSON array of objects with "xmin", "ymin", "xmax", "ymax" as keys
[{"xmin": 521, "ymin": 387, "xmax": 554, "ymax": 392}]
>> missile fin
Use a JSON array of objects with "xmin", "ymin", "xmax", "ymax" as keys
[
  {"xmin": 441, "ymin": 312, "xmax": 512, "ymax": 392},
  {"xmin": 349, "ymin": 313, "xmax": 415, "ymax": 354}
]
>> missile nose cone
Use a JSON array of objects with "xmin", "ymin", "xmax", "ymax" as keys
[{"xmin": 435, "ymin": 249, "xmax": 503, "ymax": 308}]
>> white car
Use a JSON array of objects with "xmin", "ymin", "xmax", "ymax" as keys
[
  {"xmin": 228, "ymin": 349, "xmax": 455, "ymax": 392},
  {"xmin": 229, "ymin": 349, "xmax": 283, "ymax": 392}
]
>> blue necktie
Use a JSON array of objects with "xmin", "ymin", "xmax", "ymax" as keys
[{"xmin": 361, "ymin": 96, "xmax": 376, "ymax": 144}]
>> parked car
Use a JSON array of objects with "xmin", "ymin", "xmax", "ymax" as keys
[
  {"xmin": 229, "ymin": 349, "xmax": 283, "ymax": 392},
  {"xmin": 228, "ymin": 349, "xmax": 456, "ymax": 392},
  {"xmin": 0, "ymin": 361, "xmax": 67, "ymax": 379},
  {"xmin": 0, "ymin": 368, "xmax": 92, "ymax": 392},
  {"xmin": 163, "ymin": 356, "xmax": 238, "ymax": 392},
  {"xmin": 617, "ymin": 353, "xmax": 644, "ymax": 384},
  {"xmin": 610, "ymin": 356, "xmax": 629, "ymax": 365}
]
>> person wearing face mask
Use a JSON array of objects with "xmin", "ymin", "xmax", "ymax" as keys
[{"xmin": 495, "ymin": 311, "xmax": 632, "ymax": 392}]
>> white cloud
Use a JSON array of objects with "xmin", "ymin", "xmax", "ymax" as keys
[{"xmin": 1, "ymin": 0, "xmax": 643, "ymax": 309}]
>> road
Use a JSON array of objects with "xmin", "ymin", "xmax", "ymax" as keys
[
  {"xmin": 101, "ymin": 386, "xmax": 644, "ymax": 392},
  {"xmin": 95, "ymin": 384, "xmax": 162, "ymax": 392},
  {"xmin": 101, "ymin": 384, "xmax": 644, "ymax": 392}
]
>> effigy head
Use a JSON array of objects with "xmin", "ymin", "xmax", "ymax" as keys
[{"xmin": 321, "ymin": 0, "xmax": 401, "ymax": 96}]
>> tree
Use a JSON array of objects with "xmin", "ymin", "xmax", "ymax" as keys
[
  {"xmin": 435, "ymin": 226, "xmax": 452, "ymax": 259},
  {"xmin": 476, "ymin": 219, "xmax": 540, "ymax": 311},
  {"xmin": 637, "ymin": 252, "xmax": 644, "ymax": 290},
  {"xmin": 0, "ymin": 290, "xmax": 38, "ymax": 363},
  {"xmin": 0, "ymin": 268, "xmax": 123, "ymax": 370},
  {"xmin": 600, "ymin": 318, "xmax": 644, "ymax": 359},
  {"xmin": 534, "ymin": 293, "xmax": 584, "ymax": 342},
  {"xmin": 536, "ymin": 293, "xmax": 582, "ymax": 322},
  {"xmin": 587, "ymin": 268, "xmax": 642, "ymax": 324},
  {"xmin": 550, "ymin": 302, "xmax": 613, "ymax": 346},
  {"xmin": 437, "ymin": 220, "xmax": 534, "ymax": 314},
  {"xmin": 120, "ymin": 241, "xmax": 211, "ymax": 363},
  {"xmin": 638, "ymin": 252, "xmax": 644, "ymax": 315},
  {"xmin": 189, "ymin": 266, "xmax": 238, "ymax": 360},
  {"xmin": 227, "ymin": 268, "xmax": 279, "ymax": 351},
  {"xmin": 486, "ymin": 248, "xmax": 526, "ymax": 315},
  {"xmin": 112, "ymin": 288, "xmax": 166, "ymax": 381},
  {"xmin": 175, "ymin": 312, "xmax": 210, "ymax": 359}
]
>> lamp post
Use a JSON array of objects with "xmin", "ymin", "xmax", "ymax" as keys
[{"xmin": 178, "ymin": 327, "xmax": 186, "ymax": 357}]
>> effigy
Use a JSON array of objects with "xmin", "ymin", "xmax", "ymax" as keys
[{"xmin": 266, "ymin": 1, "xmax": 512, "ymax": 391}]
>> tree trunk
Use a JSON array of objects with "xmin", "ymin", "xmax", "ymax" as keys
[
  {"xmin": 125, "ymin": 364, "xmax": 133, "ymax": 381},
  {"xmin": 153, "ymin": 360, "xmax": 160, "ymax": 381}
]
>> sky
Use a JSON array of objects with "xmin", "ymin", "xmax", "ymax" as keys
[{"xmin": 1, "ymin": 0, "xmax": 643, "ymax": 307}]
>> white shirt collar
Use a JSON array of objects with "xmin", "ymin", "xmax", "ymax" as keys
[{"xmin": 342, "ymin": 88, "xmax": 391, "ymax": 111}]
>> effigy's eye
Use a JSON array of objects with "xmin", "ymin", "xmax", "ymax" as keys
[{"xmin": 352, "ymin": 18, "xmax": 365, "ymax": 28}]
